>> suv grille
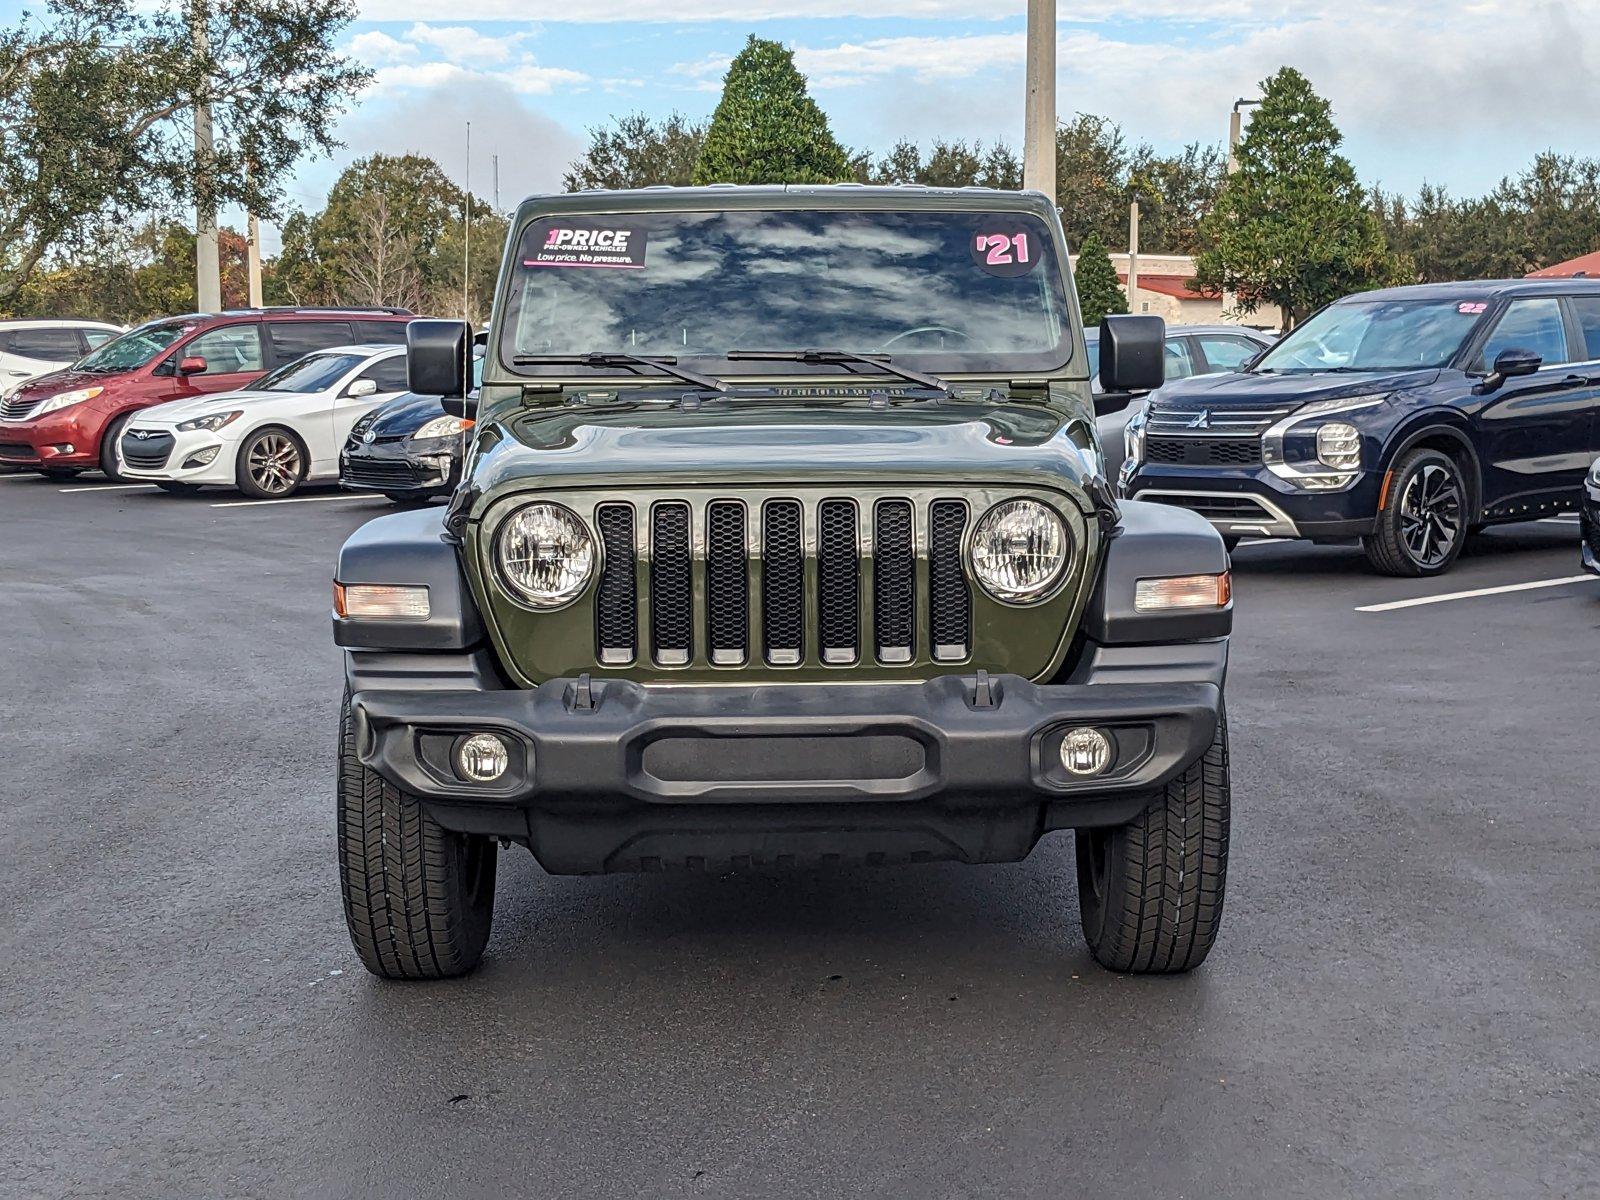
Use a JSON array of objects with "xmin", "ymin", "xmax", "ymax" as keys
[
  {"xmin": 597, "ymin": 495, "xmax": 975, "ymax": 670},
  {"xmin": 1145, "ymin": 402, "xmax": 1299, "ymax": 440},
  {"xmin": 1146, "ymin": 436, "xmax": 1262, "ymax": 466}
]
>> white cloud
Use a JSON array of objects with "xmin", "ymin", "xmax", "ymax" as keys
[
  {"xmin": 351, "ymin": 0, "xmax": 1261, "ymax": 19},
  {"xmin": 369, "ymin": 58, "xmax": 587, "ymax": 98},
  {"xmin": 795, "ymin": 33, "xmax": 1026, "ymax": 87},
  {"xmin": 348, "ymin": 30, "xmax": 417, "ymax": 64},
  {"xmin": 406, "ymin": 23, "xmax": 525, "ymax": 65}
]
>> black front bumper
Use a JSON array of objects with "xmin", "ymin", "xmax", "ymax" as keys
[
  {"xmin": 340, "ymin": 437, "xmax": 459, "ymax": 496},
  {"xmin": 348, "ymin": 642, "xmax": 1226, "ymax": 873}
]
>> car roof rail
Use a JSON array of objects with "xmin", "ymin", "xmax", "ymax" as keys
[{"xmin": 217, "ymin": 306, "xmax": 415, "ymax": 317}]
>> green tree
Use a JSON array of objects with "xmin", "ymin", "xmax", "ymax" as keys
[
  {"xmin": 1074, "ymin": 233, "xmax": 1128, "ymax": 327},
  {"xmin": 1194, "ymin": 67, "xmax": 1404, "ymax": 325},
  {"xmin": 0, "ymin": 0, "xmax": 368, "ymax": 306},
  {"xmin": 692, "ymin": 36, "xmax": 850, "ymax": 186},
  {"xmin": 564, "ymin": 112, "xmax": 707, "ymax": 191},
  {"xmin": 868, "ymin": 138, "xmax": 1021, "ymax": 189}
]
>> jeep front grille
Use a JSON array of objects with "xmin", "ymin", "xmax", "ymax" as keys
[{"xmin": 596, "ymin": 495, "xmax": 974, "ymax": 671}]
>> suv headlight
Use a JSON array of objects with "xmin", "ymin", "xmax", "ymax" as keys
[
  {"xmin": 494, "ymin": 502, "xmax": 595, "ymax": 609},
  {"xmin": 1124, "ymin": 401, "xmax": 1149, "ymax": 465},
  {"xmin": 412, "ymin": 415, "xmax": 471, "ymax": 441},
  {"xmin": 34, "ymin": 386, "xmax": 104, "ymax": 416},
  {"xmin": 970, "ymin": 499, "xmax": 1069, "ymax": 603},
  {"xmin": 177, "ymin": 410, "xmax": 242, "ymax": 432},
  {"xmin": 1315, "ymin": 422, "xmax": 1361, "ymax": 470},
  {"xmin": 1589, "ymin": 458, "xmax": 1600, "ymax": 488}
]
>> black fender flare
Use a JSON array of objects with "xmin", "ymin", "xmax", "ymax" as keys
[
  {"xmin": 1081, "ymin": 499, "xmax": 1233, "ymax": 644},
  {"xmin": 333, "ymin": 506, "xmax": 485, "ymax": 650},
  {"xmin": 1378, "ymin": 417, "xmax": 1483, "ymax": 520}
]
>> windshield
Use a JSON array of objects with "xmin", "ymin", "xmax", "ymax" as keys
[
  {"xmin": 75, "ymin": 322, "xmax": 192, "ymax": 373},
  {"xmin": 501, "ymin": 208, "xmax": 1071, "ymax": 378},
  {"xmin": 253, "ymin": 353, "xmax": 365, "ymax": 394},
  {"xmin": 1256, "ymin": 300, "xmax": 1484, "ymax": 373}
]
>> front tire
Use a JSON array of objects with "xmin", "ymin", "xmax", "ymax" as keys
[
  {"xmin": 236, "ymin": 427, "xmax": 308, "ymax": 499},
  {"xmin": 1075, "ymin": 709, "xmax": 1230, "ymax": 973},
  {"xmin": 99, "ymin": 412, "xmax": 134, "ymax": 482},
  {"xmin": 1362, "ymin": 448, "xmax": 1467, "ymax": 576},
  {"xmin": 337, "ymin": 691, "xmax": 496, "ymax": 979}
]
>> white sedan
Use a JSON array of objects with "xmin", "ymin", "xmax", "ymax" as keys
[{"xmin": 119, "ymin": 345, "xmax": 411, "ymax": 498}]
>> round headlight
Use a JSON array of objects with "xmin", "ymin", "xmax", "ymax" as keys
[
  {"xmin": 495, "ymin": 502, "xmax": 595, "ymax": 608},
  {"xmin": 970, "ymin": 499, "xmax": 1069, "ymax": 603}
]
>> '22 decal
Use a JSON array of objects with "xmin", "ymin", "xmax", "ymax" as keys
[{"xmin": 976, "ymin": 232, "xmax": 1030, "ymax": 265}]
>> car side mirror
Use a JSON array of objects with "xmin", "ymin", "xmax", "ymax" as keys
[
  {"xmin": 177, "ymin": 356, "xmax": 207, "ymax": 376},
  {"xmin": 1480, "ymin": 347, "xmax": 1542, "ymax": 392},
  {"xmin": 345, "ymin": 378, "xmax": 378, "ymax": 399},
  {"xmin": 1093, "ymin": 390, "xmax": 1133, "ymax": 418},
  {"xmin": 407, "ymin": 319, "xmax": 471, "ymax": 399},
  {"xmin": 443, "ymin": 391, "xmax": 479, "ymax": 420},
  {"xmin": 1098, "ymin": 315, "xmax": 1166, "ymax": 394}
]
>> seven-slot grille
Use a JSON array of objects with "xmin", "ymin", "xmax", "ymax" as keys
[{"xmin": 595, "ymin": 497, "xmax": 972, "ymax": 670}]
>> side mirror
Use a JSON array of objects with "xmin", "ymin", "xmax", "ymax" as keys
[
  {"xmin": 178, "ymin": 356, "xmax": 207, "ymax": 376},
  {"xmin": 407, "ymin": 319, "xmax": 471, "ymax": 399},
  {"xmin": 345, "ymin": 378, "xmax": 378, "ymax": 399},
  {"xmin": 1098, "ymin": 315, "xmax": 1166, "ymax": 394},
  {"xmin": 1480, "ymin": 347, "xmax": 1542, "ymax": 392},
  {"xmin": 442, "ymin": 392, "xmax": 479, "ymax": 420}
]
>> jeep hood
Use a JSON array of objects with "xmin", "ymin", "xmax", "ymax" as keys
[
  {"xmin": 467, "ymin": 398, "xmax": 1100, "ymax": 504},
  {"xmin": 1152, "ymin": 368, "xmax": 1442, "ymax": 410}
]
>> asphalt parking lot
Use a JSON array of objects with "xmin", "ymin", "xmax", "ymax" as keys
[{"xmin": 4, "ymin": 473, "xmax": 1597, "ymax": 1199}]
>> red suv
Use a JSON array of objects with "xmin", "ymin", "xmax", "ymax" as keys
[{"xmin": 0, "ymin": 308, "xmax": 413, "ymax": 480}]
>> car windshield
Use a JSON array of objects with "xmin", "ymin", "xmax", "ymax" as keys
[
  {"xmin": 1255, "ymin": 299, "xmax": 1484, "ymax": 372},
  {"xmin": 75, "ymin": 322, "xmax": 192, "ymax": 372},
  {"xmin": 254, "ymin": 353, "xmax": 366, "ymax": 393},
  {"xmin": 500, "ymin": 208, "xmax": 1072, "ymax": 380}
]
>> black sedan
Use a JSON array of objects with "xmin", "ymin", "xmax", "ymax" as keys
[
  {"xmin": 339, "ymin": 390, "xmax": 470, "ymax": 503},
  {"xmin": 1583, "ymin": 456, "xmax": 1600, "ymax": 576}
]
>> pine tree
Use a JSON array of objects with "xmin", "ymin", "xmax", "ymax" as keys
[
  {"xmin": 691, "ymin": 37, "xmax": 851, "ymax": 186},
  {"xmin": 1193, "ymin": 67, "xmax": 1405, "ymax": 325},
  {"xmin": 1075, "ymin": 233, "xmax": 1128, "ymax": 327}
]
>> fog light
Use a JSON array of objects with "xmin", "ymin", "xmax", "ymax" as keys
[
  {"xmin": 1059, "ymin": 727, "xmax": 1113, "ymax": 777},
  {"xmin": 455, "ymin": 733, "xmax": 509, "ymax": 783},
  {"xmin": 182, "ymin": 446, "xmax": 220, "ymax": 468}
]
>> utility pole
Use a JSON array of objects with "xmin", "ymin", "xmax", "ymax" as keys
[
  {"xmin": 1127, "ymin": 201, "xmax": 1140, "ymax": 310},
  {"xmin": 1023, "ymin": 0, "xmax": 1056, "ymax": 200},
  {"xmin": 492, "ymin": 154, "xmax": 500, "ymax": 214},
  {"xmin": 1222, "ymin": 97, "xmax": 1260, "ymax": 319},
  {"xmin": 191, "ymin": 1, "xmax": 221, "ymax": 312},
  {"xmin": 246, "ymin": 212, "xmax": 263, "ymax": 308},
  {"xmin": 1227, "ymin": 96, "xmax": 1261, "ymax": 175}
]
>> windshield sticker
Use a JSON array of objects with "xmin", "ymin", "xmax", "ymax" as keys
[
  {"xmin": 525, "ymin": 226, "xmax": 647, "ymax": 270},
  {"xmin": 972, "ymin": 230, "xmax": 1038, "ymax": 277},
  {"xmin": 1458, "ymin": 301, "xmax": 1488, "ymax": 315}
]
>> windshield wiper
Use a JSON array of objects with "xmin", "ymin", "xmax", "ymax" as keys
[
  {"xmin": 512, "ymin": 351, "xmax": 728, "ymax": 392},
  {"xmin": 726, "ymin": 348, "xmax": 951, "ymax": 394}
]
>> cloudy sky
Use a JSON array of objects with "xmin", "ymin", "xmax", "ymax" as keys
[{"xmin": 10, "ymin": 1, "xmax": 1600, "ymax": 241}]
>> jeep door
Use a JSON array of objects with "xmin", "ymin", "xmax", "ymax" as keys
[{"xmin": 1473, "ymin": 296, "xmax": 1597, "ymax": 510}]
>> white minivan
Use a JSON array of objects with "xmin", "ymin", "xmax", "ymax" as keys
[{"xmin": 0, "ymin": 319, "xmax": 123, "ymax": 386}]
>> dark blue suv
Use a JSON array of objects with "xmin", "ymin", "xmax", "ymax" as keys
[{"xmin": 1119, "ymin": 279, "xmax": 1600, "ymax": 575}]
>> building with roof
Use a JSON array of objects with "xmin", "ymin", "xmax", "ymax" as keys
[
  {"xmin": 1070, "ymin": 252, "xmax": 1285, "ymax": 331},
  {"xmin": 1527, "ymin": 251, "xmax": 1600, "ymax": 279}
]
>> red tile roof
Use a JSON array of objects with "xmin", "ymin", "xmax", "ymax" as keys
[
  {"xmin": 1117, "ymin": 273, "xmax": 1222, "ymax": 301},
  {"xmin": 1527, "ymin": 251, "xmax": 1600, "ymax": 278}
]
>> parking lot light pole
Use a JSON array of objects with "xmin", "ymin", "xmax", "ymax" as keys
[
  {"xmin": 191, "ymin": 0, "xmax": 221, "ymax": 313},
  {"xmin": 1023, "ymin": 0, "xmax": 1056, "ymax": 202},
  {"xmin": 1221, "ymin": 96, "xmax": 1260, "ymax": 318}
]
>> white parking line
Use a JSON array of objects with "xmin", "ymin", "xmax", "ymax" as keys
[
  {"xmin": 209, "ymin": 493, "xmax": 374, "ymax": 509},
  {"xmin": 59, "ymin": 483, "xmax": 157, "ymax": 493},
  {"xmin": 1357, "ymin": 576, "xmax": 1593, "ymax": 613}
]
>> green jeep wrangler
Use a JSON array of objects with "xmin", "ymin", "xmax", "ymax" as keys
[{"xmin": 333, "ymin": 185, "xmax": 1233, "ymax": 980}]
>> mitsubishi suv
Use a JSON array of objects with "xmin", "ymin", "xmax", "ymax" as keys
[{"xmin": 1120, "ymin": 279, "xmax": 1600, "ymax": 575}]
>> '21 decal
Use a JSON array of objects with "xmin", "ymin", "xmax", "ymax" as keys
[{"xmin": 971, "ymin": 230, "xmax": 1040, "ymax": 277}]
